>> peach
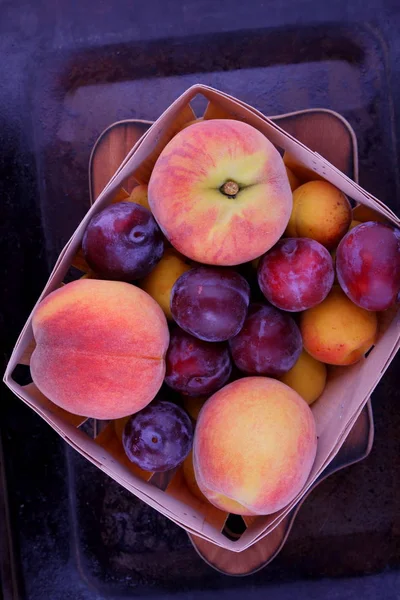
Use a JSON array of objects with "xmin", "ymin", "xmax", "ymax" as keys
[
  {"xmin": 300, "ymin": 286, "xmax": 377, "ymax": 366},
  {"xmin": 128, "ymin": 184, "xmax": 150, "ymax": 210},
  {"xmin": 285, "ymin": 180, "xmax": 352, "ymax": 249},
  {"xmin": 193, "ymin": 377, "xmax": 317, "ymax": 516},
  {"xmin": 148, "ymin": 119, "xmax": 292, "ymax": 265},
  {"xmin": 30, "ymin": 279, "xmax": 169, "ymax": 419},
  {"xmin": 285, "ymin": 166, "xmax": 301, "ymax": 191},
  {"xmin": 140, "ymin": 248, "xmax": 192, "ymax": 319},
  {"xmin": 280, "ymin": 350, "xmax": 327, "ymax": 405}
]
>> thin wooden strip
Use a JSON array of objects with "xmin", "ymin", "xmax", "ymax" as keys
[
  {"xmin": 166, "ymin": 467, "xmax": 228, "ymax": 532},
  {"xmin": 22, "ymin": 382, "xmax": 87, "ymax": 428}
]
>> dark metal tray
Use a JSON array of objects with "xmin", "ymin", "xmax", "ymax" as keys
[{"xmin": 1, "ymin": 12, "xmax": 399, "ymax": 600}]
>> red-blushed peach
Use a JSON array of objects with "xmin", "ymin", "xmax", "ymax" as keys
[
  {"xmin": 300, "ymin": 286, "xmax": 378, "ymax": 366},
  {"xmin": 30, "ymin": 279, "xmax": 169, "ymax": 419},
  {"xmin": 148, "ymin": 119, "xmax": 292, "ymax": 266},
  {"xmin": 193, "ymin": 377, "xmax": 317, "ymax": 516},
  {"xmin": 285, "ymin": 181, "xmax": 352, "ymax": 250}
]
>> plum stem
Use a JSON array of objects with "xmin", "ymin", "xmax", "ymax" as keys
[{"xmin": 220, "ymin": 180, "xmax": 239, "ymax": 197}]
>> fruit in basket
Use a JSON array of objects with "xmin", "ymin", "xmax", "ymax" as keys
[
  {"xmin": 30, "ymin": 279, "xmax": 169, "ymax": 419},
  {"xmin": 283, "ymin": 151, "xmax": 324, "ymax": 183},
  {"xmin": 128, "ymin": 184, "xmax": 150, "ymax": 210},
  {"xmin": 165, "ymin": 328, "xmax": 232, "ymax": 396},
  {"xmin": 193, "ymin": 377, "xmax": 317, "ymax": 515},
  {"xmin": 82, "ymin": 202, "xmax": 164, "ymax": 281},
  {"xmin": 285, "ymin": 166, "xmax": 301, "ymax": 191},
  {"xmin": 258, "ymin": 238, "xmax": 334, "ymax": 312},
  {"xmin": 285, "ymin": 180, "xmax": 352, "ymax": 250},
  {"xmin": 300, "ymin": 286, "xmax": 378, "ymax": 365},
  {"xmin": 171, "ymin": 267, "xmax": 250, "ymax": 341},
  {"xmin": 352, "ymin": 203, "xmax": 388, "ymax": 224},
  {"xmin": 280, "ymin": 350, "xmax": 327, "ymax": 405},
  {"xmin": 229, "ymin": 303, "xmax": 302, "ymax": 377},
  {"xmin": 148, "ymin": 119, "xmax": 292, "ymax": 265},
  {"xmin": 349, "ymin": 219, "xmax": 362, "ymax": 231},
  {"xmin": 140, "ymin": 248, "xmax": 192, "ymax": 319},
  {"xmin": 122, "ymin": 400, "xmax": 193, "ymax": 472},
  {"xmin": 336, "ymin": 221, "xmax": 400, "ymax": 311},
  {"xmin": 183, "ymin": 450, "xmax": 208, "ymax": 502},
  {"xmin": 114, "ymin": 415, "xmax": 131, "ymax": 441}
]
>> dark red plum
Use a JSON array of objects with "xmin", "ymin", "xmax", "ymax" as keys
[
  {"xmin": 82, "ymin": 201, "xmax": 164, "ymax": 281},
  {"xmin": 336, "ymin": 221, "xmax": 400, "ymax": 311},
  {"xmin": 229, "ymin": 303, "xmax": 302, "ymax": 377},
  {"xmin": 258, "ymin": 238, "xmax": 334, "ymax": 311},
  {"xmin": 171, "ymin": 267, "xmax": 250, "ymax": 341},
  {"xmin": 165, "ymin": 328, "xmax": 232, "ymax": 396},
  {"xmin": 122, "ymin": 400, "xmax": 193, "ymax": 472}
]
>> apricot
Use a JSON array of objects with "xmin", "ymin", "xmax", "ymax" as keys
[
  {"xmin": 283, "ymin": 151, "xmax": 324, "ymax": 183},
  {"xmin": 280, "ymin": 350, "xmax": 327, "ymax": 405},
  {"xmin": 286, "ymin": 180, "xmax": 352, "ymax": 250},
  {"xmin": 285, "ymin": 166, "xmax": 301, "ymax": 191},
  {"xmin": 30, "ymin": 279, "xmax": 169, "ymax": 419},
  {"xmin": 128, "ymin": 184, "xmax": 150, "ymax": 210},
  {"xmin": 193, "ymin": 377, "xmax": 317, "ymax": 515},
  {"xmin": 149, "ymin": 119, "xmax": 292, "ymax": 265},
  {"xmin": 182, "ymin": 450, "xmax": 208, "ymax": 503},
  {"xmin": 140, "ymin": 248, "xmax": 192, "ymax": 319},
  {"xmin": 114, "ymin": 415, "xmax": 130, "ymax": 441},
  {"xmin": 352, "ymin": 203, "xmax": 388, "ymax": 224},
  {"xmin": 349, "ymin": 219, "xmax": 361, "ymax": 231},
  {"xmin": 300, "ymin": 286, "xmax": 378, "ymax": 366}
]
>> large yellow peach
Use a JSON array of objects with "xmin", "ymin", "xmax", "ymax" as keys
[
  {"xmin": 140, "ymin": 248, "xmax": 192, "ymax": 319},
  {"xmin": 280, "ymin": 350, "xmax": 327, "ymax": 405},
  {"xmin": 30, "ymin": 279, "xmax": 169, "ymax": 419},
  {"xmin": 300, "ymin": 286, "xmax": 377, "ymax": 366},
  {"xmin": 148, "ymin": 119, "xmax": 292, "ymax": 265},
  {"xmin": 286, "ymin": 180, "xmax": 352, "ymax": 249},
  {"xmin": 193, "ymin": 377, "xmax": 317, "ymax": 516}
]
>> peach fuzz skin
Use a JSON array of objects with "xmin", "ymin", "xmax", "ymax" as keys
[
  {"xmin": 148, "ymin": 119, "xmax": 292, "ymax": 266},
  {"xmin": 193, "ymin": 377, "xmax": 317, "ymax": 516},
  {"xmin": 30, "ymin": 279, "xmax": 169, "ymax": 419},
  {"xmin": 300, "ymin": 286, "xmax": 378, "ymax": 366}
]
